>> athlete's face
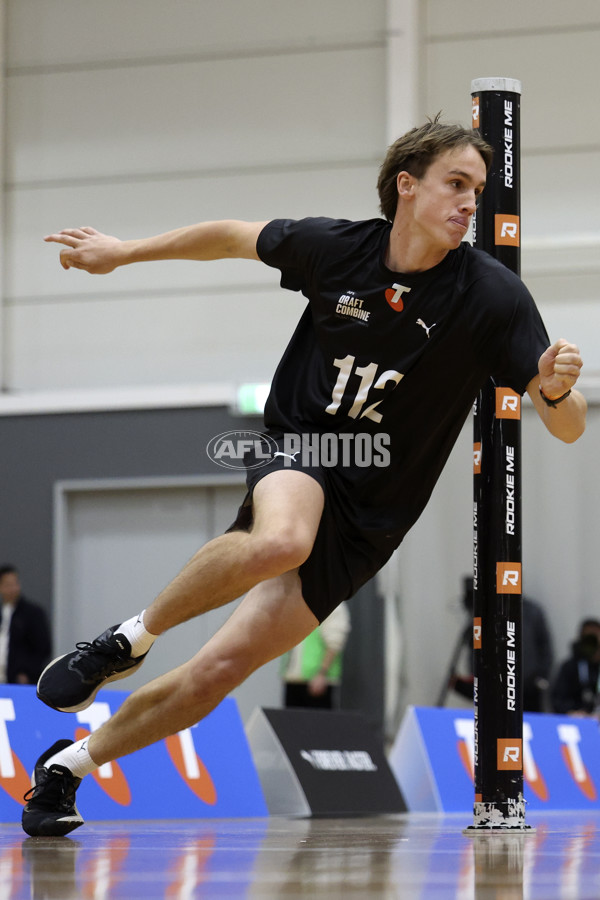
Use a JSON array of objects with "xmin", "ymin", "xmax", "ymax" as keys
[{"xmin": 399, "ymin": 145, "xmax": 487, "ymax": 251}]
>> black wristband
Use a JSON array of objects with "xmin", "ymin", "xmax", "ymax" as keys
[{"xmin": 539, "ymin": 386, "xmax": 571, "ymax": 408}]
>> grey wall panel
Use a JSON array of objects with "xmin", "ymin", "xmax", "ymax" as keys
[
  {"xmin": 8, "ymin": 48, "xmax": 385, "ymax": 184},
  {"xmin": 8, "ymin": 165, "xmax": 379, "ymax": 301},
  {"xmin": 426, "ymin": 0, "xmax": 600, "ymax": 36},
  {"xmin": 8, "ymin": 0, "xmax": 385, "ymax": 68},
  {"xmin": 5, "ymin": 287, "xmax": 306, "ymax": 391}
]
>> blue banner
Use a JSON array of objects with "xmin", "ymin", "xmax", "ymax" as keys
[
  {"xmin": 390, "ymin": 706, "xmax": 600, "ymax": 812},
  {"xmin": 0, "ymin": 685, "xmax": 267, "ymax": 822}
]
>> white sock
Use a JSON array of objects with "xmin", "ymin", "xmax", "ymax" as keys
[
  {"xmin": 45, "ymin": 737, "xmax": 98, "ymax": 779},
  {"xmin": 115, "ymin": 610, "xmax": 158, "ymax": 658}
]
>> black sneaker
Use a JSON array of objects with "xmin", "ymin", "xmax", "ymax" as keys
[
  {"xmin": 22, "ymin": 740, "xmax": 84, "ymax": 837},
  {"xmin": 37, "ymin": 624, "xmax": 149, "ymax": 713}
]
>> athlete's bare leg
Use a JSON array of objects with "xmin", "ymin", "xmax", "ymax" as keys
[
  {"xmin": 143, "ymin": 469, "xmax": 324, "ymax": 635},
  {"xmin": 87, "ymin": 570, "xmax": 318, "ymax": 765}
]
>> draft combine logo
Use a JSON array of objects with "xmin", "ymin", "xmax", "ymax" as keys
[
  {"xmin": 335, "ymin": 291, "xmax": 371, "ymax": 324},
  {"xmin": 472, "ymin": 96, "xmax": 480, "ymax": 129}
]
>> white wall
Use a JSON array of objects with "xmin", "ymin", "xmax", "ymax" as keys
[
  {"xmin": 4, "ymin": 2, "xmax": 598, "ymax": 387},
  {"xmin": 2, "ymin": 0, "xmax": 386, "ymax": 391}
]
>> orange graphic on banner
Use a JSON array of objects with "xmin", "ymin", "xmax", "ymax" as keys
[
  {"xmin": 523, "ymin": 721, "xmax": 549, "ymax": 800},
  {"xmin": 495, "ymin": 214, "xmax": 520, "ymax": 247},
  {"xmin": 473, "ymin": 617, "xmax": 482, "ymax": 649},
  {"xmin": 526, "ymin": 765, "xmax": 549, "ymax": 802},
  {"xmin": 473, "ymin": 442, "xmax": 482, "ymax": 474},
  {"xmin": 75, "ymin": 727, "xmax": 132, "ymax": 806},
  {"xmin": 497, "ymin": 738, "xmax": 522, "ymax": 770},
  {"xmin": 165, "ymin": 734, "xmax": 217, "ymax": 805},
  {"xmin": 0, "ymin": 750, "xmax": 30, "ymax": 805},
  {"xmin": 496, "ymin": 562, "xmax": 522, "ymax": 594},
  {"xmin": 560, "ymin": 745, "xmax": 597, "ymax": 801},
  {"xmin": 495, "ymin": 388, "xmax": 520, "ymax": 419},
  {"xmin": 472, "ymin": 96, "xmax": 480, "ymax": 129},
  {"xmin": 457, "ymin": 740, "xmax": 474, "ymax": 781}
]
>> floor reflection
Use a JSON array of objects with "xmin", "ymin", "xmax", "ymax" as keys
[{"xmin": 1, "ymin": 812, "xmax": 600, "ymax": 898}]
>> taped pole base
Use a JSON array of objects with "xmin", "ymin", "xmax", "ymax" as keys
[
  {"xmin": 463, "ymin": 800, "xmax": 535, "ymax": 837},
  {"xmin": 463, "ymin": 798, "xmax": 535, "ymax": 834}
]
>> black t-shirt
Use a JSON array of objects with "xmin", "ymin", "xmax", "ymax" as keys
[{"xmin": 256, "ymin": 216, "xmax": 549, "ymax": 541}]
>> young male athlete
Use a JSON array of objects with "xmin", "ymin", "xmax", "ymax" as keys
[{"xmin": 23, "ymin": 118, "xmax": 586, "ymax": 836}]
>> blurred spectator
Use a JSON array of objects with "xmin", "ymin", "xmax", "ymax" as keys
[
  {"xmin": 281, "ymin": 601, "xmax": 351, "ymax": 709},
  {"xmin": 551, "ymin": 618, "xmax": 600, "ymax": 717},
  {"xmin": 446, "ymin": 576, "xmax": 554, "ymax": 712},
  {"xmin": 521, "ymin": 595, "xmax": 555, "ymax": 711},
  {"xmin": 0, "ymin": 564, "xmax": 52, "ymax": 684}
]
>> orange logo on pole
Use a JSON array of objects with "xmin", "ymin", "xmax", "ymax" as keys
[
  {"xmin": 497, "ymin": 738, "xmax": 522, "ymax": 770},
  {"xmin": 472, "ymin": 96, "xmax": 480, "ymax": 129},
  {"xmin": 473, "ymin": 442, "xmax": 482, "ymax": 474},
  {"xmin": 495, "ymin": 388, "xmax": 520, "ymax": 420},
  {"xmin": 495, "ymin": 214, "xmax": 520, "ymax": 247},
  {"xmin": 473, "ymin": 617, "xmax": 482, "ymax": 649},
  {"xmin": 496, "ymin": 562, "xmax": 522, "ymax": 594}
]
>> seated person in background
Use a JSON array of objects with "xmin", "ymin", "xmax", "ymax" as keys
[
  {"xmin": 551, "ymin": 618, "xmax": 600, "ymax": 717},
  {"xmin": 0, "ymin": 565, "xmax": 52, "ymax": 685},
  {"xmin": 281, "ymin": 601, "xmax": 351, "ymax": 709},
  {"xmin": 522, "ymin": 595, "xmax": 554, "ymax": 712}
]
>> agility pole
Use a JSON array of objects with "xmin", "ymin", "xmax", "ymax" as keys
[{"xmin": 468, "ymin": 77, "xmax": 532, "ymax": 831}]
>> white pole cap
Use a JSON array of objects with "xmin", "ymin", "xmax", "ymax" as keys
[{"xmin": 471, "ymin": 77, "xmax": 522, "ymax": 95}]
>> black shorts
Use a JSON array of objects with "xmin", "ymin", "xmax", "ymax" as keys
[{"xmin": 227, "ymin": 436, "xmax": 400, "ymax": 622}]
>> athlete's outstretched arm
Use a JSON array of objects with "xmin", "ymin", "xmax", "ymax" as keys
[
  {"xmin": 527, "ymin": 339, "xmax": 586, "ymax": 443},
  {"xmin": 43, "ymin": 221, "xmax": 269, "ymax": 275}
]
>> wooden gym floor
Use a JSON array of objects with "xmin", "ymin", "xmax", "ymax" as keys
[{"xmin": 1, "ymin": 810, "xmax": 600, "ymax": 898}]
